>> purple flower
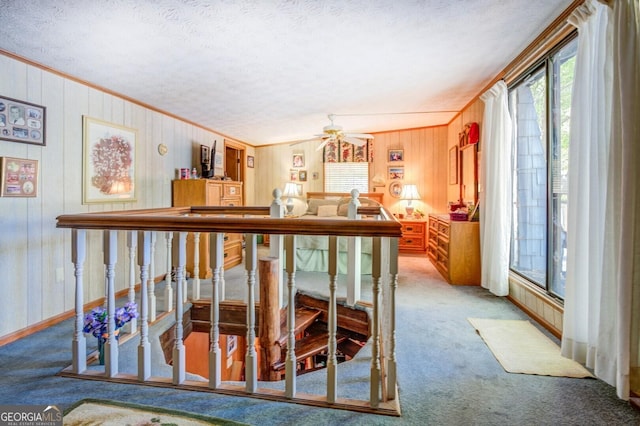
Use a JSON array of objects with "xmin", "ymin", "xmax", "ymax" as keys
[{"xmin": 83, "ymin": 302, "xmax": 138, "ymax": 340}]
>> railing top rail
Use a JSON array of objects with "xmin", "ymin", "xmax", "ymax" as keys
[{"xmin": 56, "ymin": 206, "xmax": 402, "ymax": 238}]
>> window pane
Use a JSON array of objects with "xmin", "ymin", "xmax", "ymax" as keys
[
  {"xmin": 324, "ymin": 163, "xmax": 369, "ymax": 193},
  {"xmin": 510, "ymin": 67, "xmax": 548, "ymax": 288},
  {"xmin": 549, "ymin": 39, "xmax": 577, "ymax": 298}
]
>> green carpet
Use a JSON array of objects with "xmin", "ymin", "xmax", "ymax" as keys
[{"xmin": 63, "ymin": 398, "xmax": 249, "ymax": 425}]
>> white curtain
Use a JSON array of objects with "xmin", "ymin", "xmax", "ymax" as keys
[
  {"xmin": 561, "ymin": 0, "xmax": 640, "ymax": 400},
  {"xmin": 479, "ymin": 81, "xmax": 512, "ymax": 296},
  {"xmin": 596, "ymin": 0, "xmax": 640, "ymax": 400},
  {"xmin": 561, "ymin": 0, "xmax": 612, "ymax": 365}
]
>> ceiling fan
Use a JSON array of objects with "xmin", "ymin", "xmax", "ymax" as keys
[{"xmin": 292, "ymin": 114, "xmax": 374, "ymax": 151}]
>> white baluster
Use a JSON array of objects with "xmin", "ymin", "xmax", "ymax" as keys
[
  {"xmin": 209, "ymin": 232, "xmax": 224, "ymax": 389},
  {"xmin": 327, "ymin": 235, "xmax": 339, "ymax": 403},
  {"xmin": 370, "ymin": 236, "xmax": 382, "ymax": 407},
  {"xmin": 71, "ymin": 229, "xmax": 86, "ymax": 373},
  {"xmin": 137, "ymin": 231, "xmax": 151, "ymax": 381},
  {"xmin": 126, "ymin": 231, "xmax": 137, "ymax": 334},
  {"xmin": 164, "ymin": 232, "xmax": 174, "ymax": 313},
  {"xmin": 104, "ymin": 230, "xmax": 119, "ymax": 377},
  {"xmin": 284, "ymin": 234, "xmax": 297, "ymax": 398},
  {"xmin": 386, "ymin": 237, "xmax": 399, "ymax": 400},
  {"xmin": 270, "ymin": 188, "xmax": 285, "ymax": 307},
  {"xmin": 245, "ymin": 233, "xmax": 258, "ymax": 393},
  {"xmin": 173, "ymin": 232, "xmax": 187, "ymax": 384},
  {"xmin": 192, "ymin": 231, "xmax": 201, "ymax": 299},
  {"xmin": 347, "ymin": 189, "xmax": 362, "ymax": 305},
  {"xmin": 148, "ymin": 232, "xmax": 157, "ymax": 322}
]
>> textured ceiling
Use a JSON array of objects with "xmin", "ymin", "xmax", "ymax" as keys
[{"xmin": 0, "ymin": 0, "xmax": 574, "ymax": 146}]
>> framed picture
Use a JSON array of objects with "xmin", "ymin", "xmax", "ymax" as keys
[
  {"xmin": 0, "ymin": 157, "xmax": 38, "ymax": 197},
  {"xmin": 0, "ymin": 96, "xmax": 46, "ymax": 146},
  {"xmin": 388, "ymin": 166, "xmax": 404, "ymax": 180},
  {"xmin": 289, "ymin": 169, "xmax": 297, "ymax": 181},
  {"xmin": 449, "ymin": 146, "xmax": 458, "ymax": 184},
  {"xmin": 389, "ymin": 181, "xmax": 403, "ymax": 199},
  {"xmin": 247, "ymin": 155, "xmax": 254, "ymax": 168},
  {"xmin": 298, "ymin": 170, "xmax": 307, "ymax": 181},
  {"xmin": 226, "ymin": 335, "xmax": 237, "ymax": 357},
  {"xmin": 83, "ymin": 116, "xmax": 137, "ymax": 204},
  {"xmin": 323, "ymin": 141, "xmax": 338, "ymax": 163},
  {"xmin": 293, "ymin": 153, "xmax": 304, "ymax": 168},
  {"xmin": 388, "ymin": 149, "xmax": 403, "ymax": 162}
]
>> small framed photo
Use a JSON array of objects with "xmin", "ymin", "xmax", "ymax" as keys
[
  {"xmin": 290, "ymin": 169, "xmax": 298, "ymax": 181},
  {"xmin": 298, "ymin": 170, "xmax": 307, "ymax": 181},
  {"xmin": 200, "ymin": 144, "xmax": 210, "ymax": 164},
  {"xmin": 226, "ymin": 335, "xmax": 237, "ymax": 356},
  {"xmin": 0, "ymin": 157, "xmax": 38, "ymax": 197},
  {"xmin": 0, "ymin": 96, "xmax": 46, "ymax": 146},
  {"xmin": 247, "ymin": 155, "xmax": 254, "ymax": 168},
  {"xmin": 388, "ymin": 166, "xmax": 404, "ymax": 180},
  {"xmin": 388, "ymin": 149, "xmax": 403, "ymax": 162},
  {"xmin": 293, "ymin": 153, "xmax": 305, "ymax": 168}
]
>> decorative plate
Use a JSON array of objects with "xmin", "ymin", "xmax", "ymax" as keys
[
  {"xmin": 389, "ymin": 181, "xmax": 403, "ymax": 198},
  {"xmin": 157, "ymin": 143, "xmax": 168, "ymax": 156}
]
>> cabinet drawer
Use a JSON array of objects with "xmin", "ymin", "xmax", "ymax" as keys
[
  {"xmin": 221, "ymin": 196, "xmax": 242, "ymax": 207},
  {"xmin": 437, "ymin": 235, "xmax": 449, "ymax": 251},
  {"xmin": 399, "ymin": 236, "xmax": 425, "ymax": 250},
  {"xmin": 426, "ymin": 243, "xmax": 437, "ymax": 260},
  {"xmin": 224, "ymin": 233, "xmax": 242, "ymax": 245},
  {"xmin": 401, "ymin": 222, "xmax": 425, "ymax": 236},
  {"xmin": 224, "ymin": 183, "xmax": 242, "ymax": 198},
  {"xmin": 224, "ymin": 242, "xmax": 243, "ymax": 269},
  {"xmin": 429, "ymin": 218, "xmax": 439, "ymax": 231},
  {"xmin": 438, "ymin": 221, "xmax": 450, "ymax": 237}
]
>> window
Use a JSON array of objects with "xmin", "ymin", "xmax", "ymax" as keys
[
  {"xmin": 324, "ymin": 162, "xmax": 369, "ymax": 193},
  {"xmin": 509, "ymin": 36, "xmax": 577, "ymax": 299}
]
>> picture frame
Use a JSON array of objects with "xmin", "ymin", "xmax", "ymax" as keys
[
  {"xmin": 388, "ymin": 166, "xmax": 404, "ymax": 180},
  {"xmin": 388, "ymin": 149, "xmax": 403, "ymax": 162},
  {"xmin": 293, "ymin": 153, "xmax": 304, "ymax": 168},
  {"xmin": 0, "ymin": 157, "xmax": 38, "ymax": 197},
  {"xmin": 247, "ymin": 155, "xmax": 254, "ymax": 168},
  {"xmin": 298, "ymin": 170, "xmax": 307, "ymax": 181},
  {"xmin": 289, "ymin": 169, "xmax": 297, "ymax": 181},
  {"xmin": 449, "ymin": 146, "xmax": 458, "ymax": 184},
  {"xmin": 226, "ymin": 335, "xmax": 237, "ymax": 357},
  {"xmin": 83, "ymin": 116, "xmax": 137, "ymax": 204},
  {"xmin": 389, "ymin": 181, "xmax": 403, "ymax": 199},
  {"xmin": 0, "ymin": 96, "xmax": 46, "ymax": 146}
]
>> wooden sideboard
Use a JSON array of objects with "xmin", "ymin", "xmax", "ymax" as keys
[
  {"xmin": 427, "ymin": 213, "xmax": 480, "ymax": 285},
  {"xmin": 172, "ymin": 179, "xmax": 243, "ymax": 277}
]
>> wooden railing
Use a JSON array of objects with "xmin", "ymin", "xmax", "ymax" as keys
[{"xmin": 56, "ymin": 190, "xmax": 402, "ymax": 416}]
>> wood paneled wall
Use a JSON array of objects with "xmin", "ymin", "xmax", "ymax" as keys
[
  {"xmin": 253, "ymin": 126, "xmax": 450, "ymax": 216},
  {"xmin": 0, "ymin": 54, "xmax": 253, "ymax": 340}
]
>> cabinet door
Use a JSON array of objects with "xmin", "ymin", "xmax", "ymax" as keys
[{"xmin": 206, "ymin": 182, "xmax": 222, "ymax": 205}]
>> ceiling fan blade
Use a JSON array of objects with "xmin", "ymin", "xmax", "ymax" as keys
[
  {"xmin": 344, "ymin": 132, "xmax": 374, "ymax": 139},
  {"xmin": 342, "ymin": 136, "xmax": 368, "ymax": 146}
]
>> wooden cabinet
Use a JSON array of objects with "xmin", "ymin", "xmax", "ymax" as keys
[
  {"xmin": 427, "ymin": 214, "xmax": 480, "ymax": 285},
  {"xmin": 172, "ymin": 179, "xmax": 243, "ymax": 278},
  {"xmin": 398, "ymin": 219, "xmax": 426, "ymax": 253}
]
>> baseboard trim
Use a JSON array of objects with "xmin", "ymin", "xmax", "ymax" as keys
[{"xmin": 0, "ymin": 276, "xmax": 164, "ymax": 347}]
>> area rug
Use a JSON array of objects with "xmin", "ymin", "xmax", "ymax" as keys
[
  {"xmin": 63, "ymin": 398, "xmax": 248, "ymax": 425},
  {"xmin": 468, "ymin": 318, "xmax": 593, "ymax": 378}
]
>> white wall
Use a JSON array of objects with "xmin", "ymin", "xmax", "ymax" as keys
[{"xmin": 0, "ymin": 54, "xmax": 233, "ymax": 339}]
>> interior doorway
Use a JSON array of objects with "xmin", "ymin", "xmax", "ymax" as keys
[{"xmin": 224, "ymin": 140, "xmax": 245, "ymax": 183}]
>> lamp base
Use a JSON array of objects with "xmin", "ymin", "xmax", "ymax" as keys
[{"xmin": 405, "ymin": 205, "xmax": 415, "ymax": 216}]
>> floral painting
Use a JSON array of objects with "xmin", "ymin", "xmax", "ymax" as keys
[{"xmin": 83, "ymin": 116, "xmax": 137, "ymax": 203}]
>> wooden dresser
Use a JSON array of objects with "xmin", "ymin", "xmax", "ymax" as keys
[
  {"xmin": 427, "ymin": 213, "xmax": 480, "ymax": 285},
  {"xmin": 398, "ymin": 219, "xmax": 426, "ymax": 253},
  {"xmin": 172, "ymin": 179, "xmax": 243, "ymax": 278}
]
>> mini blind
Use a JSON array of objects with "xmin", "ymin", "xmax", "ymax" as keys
[{"xmin": 324, "ymin": 162, "xmax": 369, "ymax": 193}]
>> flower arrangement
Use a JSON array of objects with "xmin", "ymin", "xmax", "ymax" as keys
[{"xmin": 83, "ymin": 302, "xmax": 138, "ymax": 340}]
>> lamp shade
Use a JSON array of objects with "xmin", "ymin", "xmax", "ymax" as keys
[
  {"xmin": 282, "ymin": 182, "xmax": 299, "ymax": 198},
  {"xmin": 400, "ymin": 184, "xmax": 420, "ymax": 200}
]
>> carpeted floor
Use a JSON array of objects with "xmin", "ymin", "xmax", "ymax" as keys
[{"xmin": 1, "ymin": 250, "xmax": 639, "ymax": 425}]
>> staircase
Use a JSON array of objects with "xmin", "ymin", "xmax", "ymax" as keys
[{"xmin": 186, "ymin": 292, "xmax": 370, "ymax": 381}]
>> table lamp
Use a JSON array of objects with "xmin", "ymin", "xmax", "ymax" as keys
[
  {"xmin": 282, "ymin": 182, "xmax": 299, "ymax": 216},
  {"xmin": 400, "ymin": 184, "xmax": 420, "ymax": 216}
]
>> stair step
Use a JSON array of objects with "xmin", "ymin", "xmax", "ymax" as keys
[
  {"xmin": 273, "ymin": 332, "xmax": 347, "ymax": 371},
  {"xmin": 276, "ymin": 306, "xmax": 322, "ymax": 346}
]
